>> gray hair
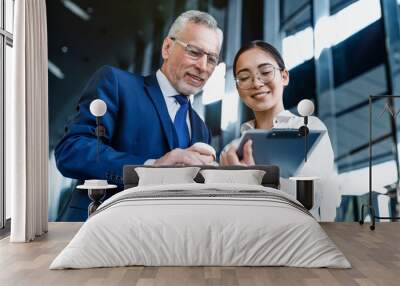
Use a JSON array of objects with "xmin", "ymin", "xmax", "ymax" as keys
[{"xmin": 167, "ymin": 10, "xmax": 223, "ymax": 49}]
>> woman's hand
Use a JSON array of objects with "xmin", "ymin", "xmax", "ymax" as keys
[{"xmin": 220, "ymin": 140, "xmax": 255, "ymax": 166}]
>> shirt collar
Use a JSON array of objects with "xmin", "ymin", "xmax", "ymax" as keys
[
  {"xmin": 276, "ymin": 110, "xmax": 295, "ymax": 117},
  {"xmin": 156, "ymin": 69, "xmax": 194, "ymax": 103},
  {"xmin": 240, "ymin": 110, "xmax": 295, "ymax": 133}
]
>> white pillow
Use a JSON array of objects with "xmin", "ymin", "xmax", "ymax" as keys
[
  {"xmin": 135, "ymin": 167, "xmax": 200, "ymax": 186},
  {"xmin": 200, "ymin": 169, "xmax": 266, "ymax": 185}
]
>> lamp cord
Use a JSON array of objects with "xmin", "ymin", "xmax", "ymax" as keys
[
  {"xmin": 305, "ymin": 130, "xmax": 308, "ymax": 162},
  {"xmin": 304, "ymin": 116, "xmax": 308, "ymax": 162},
  {"xmin": 96, "ymin": 117, "xmax": 100, "ymax": 162}
]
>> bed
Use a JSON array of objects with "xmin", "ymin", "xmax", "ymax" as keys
[{"xmin": 50, "ymin": 165, "xmax": 350, "ymax": 269}]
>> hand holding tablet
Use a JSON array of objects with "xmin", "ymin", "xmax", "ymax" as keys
[
  {"xmin": 236, "ymin": 129, "xmax": 325, "ymax": 177},
  {"xmin": 220, "ymin": 140, "xmax": 255, "ymax": 166}
]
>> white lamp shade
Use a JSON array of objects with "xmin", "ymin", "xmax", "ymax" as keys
[
  {"xmin": 89, "ymin": 99, "xmax": 107, "ymax": 117},
  {"xmin": 297, "ymin": 99, "xmax": 315, "ymax": 117}
]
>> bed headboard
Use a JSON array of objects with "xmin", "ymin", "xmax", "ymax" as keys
[{"xmin": 123, "ymin": 165, "xmax": 280, "ymax": 189}]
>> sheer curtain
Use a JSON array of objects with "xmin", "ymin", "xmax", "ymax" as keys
[{"xmin": 6, "ymin": 0, "xmax": 48, "ymax": 242}]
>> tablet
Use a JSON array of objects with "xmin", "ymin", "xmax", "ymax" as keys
[{"xmin": 236, "ymin": 129, "xmax": 325, "ymax": 177}]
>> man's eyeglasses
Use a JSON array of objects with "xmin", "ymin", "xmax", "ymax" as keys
[
  {"xmin": 170, "ymin": 37, "xmax": 219, "ymax": 68},
  {"xmin": 235, "ymin": 64, "xmax": 283, "ymax": 90}
]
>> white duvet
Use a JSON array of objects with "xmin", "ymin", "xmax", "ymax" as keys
[{"xmin": 50, "ymin": 183, "xmax": 351, "ymax": 269}]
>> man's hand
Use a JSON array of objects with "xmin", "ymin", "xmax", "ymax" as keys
[
  {"xmin": 220, "ymin": 140, "xmax": 255, "ymax": 166},
  {"xmin": 154, "ymin": 148, "xmax": 215, "ymax": 166},
  {"xmin": 187, "ymin": 142, "xmax": 216, "ymax": 160}
]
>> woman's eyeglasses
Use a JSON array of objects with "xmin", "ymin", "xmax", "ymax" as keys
[
  {"xmin": 170, "ymin": 37, "xmax": 219, "ymax": 68},
  {"xmin": 235, "ymin": 65, "xmax": 282, "ymax": 89}
]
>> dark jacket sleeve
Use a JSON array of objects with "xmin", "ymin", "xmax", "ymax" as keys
[{"xmin": 54, "ymin": 66, "xmax": 146, "ymax": 185}]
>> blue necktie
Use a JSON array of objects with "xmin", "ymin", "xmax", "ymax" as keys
[{"xmin": 174, "ymin": 95, "xmax": 190, "ymax": 148}]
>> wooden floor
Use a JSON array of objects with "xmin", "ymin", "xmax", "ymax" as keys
[{"xmin": 0, "ymin": 223, "xmax": 399, "ymax": 286}]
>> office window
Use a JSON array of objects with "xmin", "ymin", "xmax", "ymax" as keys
[
  {"xmin": 5, "ymin": 0, "xmax": 12, "ymax": 33},
  {"xmin": 5, "ymin": 43, "xmax": 11, "ymax": 220},
  {"xmin": 281, "ymin": 0, "xmax": 388, "ymax": 174},
  {"xmin": 1, "ymin": 0, "xmax": 13, "ymax": 230},
  {"xmin": 280, "ymin": 0, "xmax": 315, "ymax": 109}
]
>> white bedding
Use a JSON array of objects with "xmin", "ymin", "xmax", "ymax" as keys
[{"xmin": 50, "ymin": 183, "xmax": 351, "ymax": 269}]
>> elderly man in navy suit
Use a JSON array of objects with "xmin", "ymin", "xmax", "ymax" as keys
[{"xmin": 55, "ymin": 10, "xmax": 223, "ymax": 221}]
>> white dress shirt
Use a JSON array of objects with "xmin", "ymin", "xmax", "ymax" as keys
[
  {"xmin": 144, "ymin": 70, "xmax": 193, "ymax": 164},
  {"xmin": 155, "ymin": 69, "xmax": 193, "ymax": 134},
  {"xmin": 223, "ymin": 110, "xmax": 341, "ymax": 221}
]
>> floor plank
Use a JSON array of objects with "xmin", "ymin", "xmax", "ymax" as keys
[{"xmin": 0, "ymin": 222, "xmax": 399, "ymax": 286}]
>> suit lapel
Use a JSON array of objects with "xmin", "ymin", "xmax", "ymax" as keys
[{"xmin": 144, "ymin": 75, "xmax": 176, "ymax": 150}]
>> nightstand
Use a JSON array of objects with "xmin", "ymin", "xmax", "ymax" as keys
[
  {"xmin": 289, "ymin": 176, "xmax": 319, "ymax": 210},
  {"xmin": 77, "ymin": 182, "xmax": 117, "ymax": 216}
]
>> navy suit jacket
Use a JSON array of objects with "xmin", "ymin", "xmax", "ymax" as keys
[{"xmin": 55, "ymin": 66, "xmax": 211, "ymax": 220}]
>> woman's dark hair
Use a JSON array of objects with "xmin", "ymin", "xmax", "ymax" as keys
[{"xmin": 233, "ymin": 40, "xmax": 286, "ymax": 77}]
